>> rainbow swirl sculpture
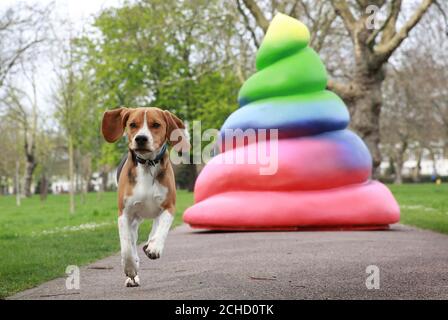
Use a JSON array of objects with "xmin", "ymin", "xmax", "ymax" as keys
[{"xmin": 183, "ymin": 13, "xmax": 399, "ymax": 231}]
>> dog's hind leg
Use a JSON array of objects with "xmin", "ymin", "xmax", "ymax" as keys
[{"xmin": 118, "ymin": 214, "xmax": 141, "ymax": 287}]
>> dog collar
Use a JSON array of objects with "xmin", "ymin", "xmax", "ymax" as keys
[{"xmin": 134, "ymin": 143, "xmax": 167, "ymax": 167}]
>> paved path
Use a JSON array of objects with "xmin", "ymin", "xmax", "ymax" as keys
[{"xmin": 10, "ymin": 224, "xmax": 448, "ymax": 300}]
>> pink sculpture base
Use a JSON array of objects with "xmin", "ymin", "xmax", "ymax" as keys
[{"xmin": 183, "ymin": 181, "xmax": 400, "ymax": 231}]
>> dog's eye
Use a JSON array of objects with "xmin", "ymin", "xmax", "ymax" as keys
[
  {"xmin": 129, "ymin": 122, "xmax": 137, "ymax": 129},
  {"xmin": 151, "ymin": 122, "xmax": 161, "ymax": 128}
]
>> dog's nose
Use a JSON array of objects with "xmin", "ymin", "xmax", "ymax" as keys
[{"xmin": 135, "ymin": 135, "xmax": 148, "ymax": 145}]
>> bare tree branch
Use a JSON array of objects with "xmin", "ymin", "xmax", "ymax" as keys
[
  {"xmin": 433, "ymin": 100, "xmax": 448, "ymax": 128},
  {"xmin": 374, "ymin": 0, "xmax": 434, "ymax": 61},
  {"xmin": 367, "ymin": 0, "xmax": 401, "ymax": 45},
  {"xmin": 240, "ymin": 0, "xmax": 269, "ymax": 33},
  {"xmin": 378, "ymin": 0, "xmax": 402, "ymax": 44},
  {"xmin": 330, "ymin": 0, "xmax": 357, "ymax": 39},
  {"xmin": 298, "ymin": 0, "xmax": 316, "ymax": 24},
  {"xmin": 433, "ymin": 0, "xmax": 448, "ymax": 34},
  {"xmin": 288, "ymin": 1, "xmax": 300, "ymax": 17},
  {"xmin": 0, "ymin": 38, "xmax": 44, "ymax": 87},
  {"xmin": 235, "ymin": 0, "xmax": 260, "ymax": 48},
  {"xmin": 0, "ymin": 2, "xmax": 52, "ymax": 88},
  {"xmin": 326, "ymin": 79, "xmax": 358, "ymax": 101},
  {"xmin": 311, "ymin": 10, "xmax": 337, "ymax": 52}
]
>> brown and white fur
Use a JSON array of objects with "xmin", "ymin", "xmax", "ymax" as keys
[{"xmin": 101, "ymin": 107, "xmax": 189, "ymax": 287}]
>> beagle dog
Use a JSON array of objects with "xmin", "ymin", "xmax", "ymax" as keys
[{"xmin": 101, "ymin": 107, "xmax": 189, "ymax": 287}]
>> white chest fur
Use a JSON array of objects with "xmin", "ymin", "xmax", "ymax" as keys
[{"xmin": 124, "ymin": 164, "xmax": 168, "ymax": 219}]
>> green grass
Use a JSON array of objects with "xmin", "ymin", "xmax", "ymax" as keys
[
  {"xmin": 388, "ymin": 183, "xmax": 448, "ymax": 234},
  {"xmin": 1, "ymin": 184, "xmax": 448, "ymax": 298},
  {"xmin": 0, "ymin": 190, "xmax": 193, "ymax": 299}
]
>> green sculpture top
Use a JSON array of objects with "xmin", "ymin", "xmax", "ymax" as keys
[{"xmin": 238, "ymin": 13, "xmax": 328, "ymax": 107}]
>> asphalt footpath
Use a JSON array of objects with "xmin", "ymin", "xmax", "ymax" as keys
[{"xmin": 10, "ymin": 224, "xmax": 448, "ymax": 299}]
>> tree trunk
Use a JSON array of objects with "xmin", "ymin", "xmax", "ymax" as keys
[
  {"xmin": 80, "ymin": 180, "xmax": 86, "ymax": 204},
  {"xmin": 23, "ymin": 153, "xmax": 37, "ymax": 197},
  {"xmin": 412, "ymin": 148, "xmax": 423, "ymax": 182},
  {"xmin": 74, "ymin": 151, "xmax": 81, "ymax": 193},
  {"xmin": 39, "ymin": 173, "xmax": 48, "ymax": 201},
  {"xmin": 186, "ymin": 163, "xmax": 198, "ymax": 192},
  {"xmin": 393, "ymin": 156, "xmax": 404, "ymax": 184},
  {"xmin": 81, "ymin": 154, "xmax": 92, "ymax": 205},
  {"xmin": 346, "ymin": 72, "xmax": 384, "ymax": 176},
  {"xmin": 429, "ymin": 149, "xmax": 438, "ymax": 177},
  {"xmin": 24, "ymin": 75, "xmax": 39, "ymax": 198},
  {"xmin": 0, "ymin": 176, "xmax": 6, "ymax": 195},
  {"xmin": 23, "ymin": 124, "xmax": 37, "ymax": 198},
  {"xmin": 68, "ymin": 134, "xmax": 75, "ymax": 214},
  {"xmin": 101, "ymin": 170, "xmax": 109, "ymax": 192},
  {"xmin": 15, "ymin": 160, "xmax": 21, "ymax": 207},
  {"xmin": 387, "ymin": 157, "xmax": 395, "ymax": 180},
  {"xmin": 392, "ymin": 140, "xmax": 408, "ymax": 184},
  {"xmin": 97, "ymin": 168, "xmax": 105, "ymax": 201}
]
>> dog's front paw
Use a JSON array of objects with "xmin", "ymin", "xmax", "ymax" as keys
[
  {"xmin": 125, "ymin": 275, "xmax": 140, "ymax": 287},
  {"xmin": 143, "ymin": 240, "xmax": 163, "ymax": 260}
]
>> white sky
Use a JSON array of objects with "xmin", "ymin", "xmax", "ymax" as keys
[
  {"xmin": 1, "ymin": 0, "xmax": 125, "ymax": 116},
  {"xmin": 1, "ymin": 0, "xmax": 123, "ymax": 23}
]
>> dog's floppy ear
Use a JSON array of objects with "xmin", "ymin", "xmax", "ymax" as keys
[
  {"xmin": 101, "ymin": 107, "xmax": 130, "ymax": 143},
  {"xmin": 163, "ymin": 110, "xmax": 190, "ymax": 153}
]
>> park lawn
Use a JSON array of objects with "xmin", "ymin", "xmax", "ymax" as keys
[
  {"xmin": 0, "ymin": 190, "xmax": 193, "ymax": 299},
  {"xmin": 388, "ymin": 183, "xmax": 448, "ymax": 234},
  {"xmin": 0, "ymin": 184, "xmax": 447, "ymax": 298}
]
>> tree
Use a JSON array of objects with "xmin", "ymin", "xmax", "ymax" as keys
[
  {"xmin": 53, "ymin": 41, "xmax": 82, "ymax": 214},
  {"xmin": 380, "ymin": 9, "xmax": 448, "ymax": 183},
  {"xmin": 34, "ymin": 124, "xmax": 62, "ymax": 201},
  {"xmin": 236, "ymin": 0, "xmax": 443, "ymax": 174},
  {"xmin": 0, "ymin": 2, "xmax": 52, "ymax": 197},
  {"xmin": 0, "ymin": 115, "xmax": 24, "ymax": 203},
  {"xmin": 380, "ymin": 68, "xmax": 426, "ymax": 183},
  {"xmin": 1, "ymin": 75, "xmax": 39, "ymax": 197},
  {"xmin": 0, "ymin": 2, "xmax": 51, "ymax": 87}
]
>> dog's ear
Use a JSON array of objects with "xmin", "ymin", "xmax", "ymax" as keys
[
  {"xmin": 163, "ymin": 110, "xmax": 190, "ymax": 153},
  {"xmin": 101, "ymin": 107, "xmax": 130, "ymax": 143}
]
